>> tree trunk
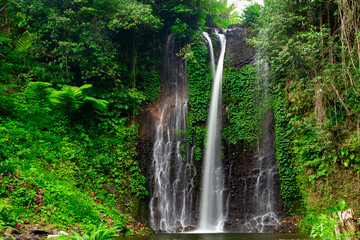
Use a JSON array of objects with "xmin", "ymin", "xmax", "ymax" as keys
[
  {"xmin": 314, "ymin": 80, "xmax": 326, "ymax": 122},
  {"xmin": 335, "ymin": 209, "xmax": 357, "ymax": 240}
]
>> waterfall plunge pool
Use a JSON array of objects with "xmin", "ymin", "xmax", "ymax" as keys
[{"xmin": 120, "ymin": 233, "xmax": 311, "ymax": 240}]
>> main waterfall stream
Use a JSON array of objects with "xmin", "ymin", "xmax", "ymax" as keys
[{"xmin": 198, "ymin": 31, "xmax": 226, "ymax": 232}]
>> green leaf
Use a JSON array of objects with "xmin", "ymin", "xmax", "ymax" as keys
[{"xmin": 15, "ymin": 31, "xmax": 33, "ymax": 53}]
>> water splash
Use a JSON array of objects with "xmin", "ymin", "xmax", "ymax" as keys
[{"xmin": 198, "ymin": 31, "xmax": 226, "ymax": 232}]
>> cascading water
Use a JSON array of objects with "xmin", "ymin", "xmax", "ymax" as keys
[
  {"xmin": 202, "ymin": 32, "xmax": 216, "ymax": 76},
  {"xmin": 149, "ymin": 35, "xmax": 196, "ymax": 233},
  {"xmin": 198, "ymin": 31, "xmax": 226, "ymax": 232},
  {"xmin": 245, "ymin": 113, "xmax": 281, "ymax": 232},
  {"xmin": 245, "ymin": 60, "xmax": 282, "ymax": 232}
]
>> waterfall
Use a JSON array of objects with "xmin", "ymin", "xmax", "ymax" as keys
[
  {"xmin": 202, "ymin": 32, "xmax": 216, "ymax": 77},
  {"xmin": 149, "ymin": 35, "xmax": 196, "ymax": 233},
  {"xmin": 198, "ymin": 31, "xmax": 226, "ymax": 232},
  {"xmin": 247, "ymin": 114, "xmax": 281, "ymax": 232},
  {"xmin": 246, "ymin": 59, "xmax": 281, "ymax": 232}
]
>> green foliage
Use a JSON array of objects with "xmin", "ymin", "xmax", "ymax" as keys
[
  {"xmin": 170, "ymin": 18, "xmax": 189, "ymax": 39},
  {"xmin": 0, "ymin": 0, "xmax": 240, "ymax": 235},
  {"xmin": 328, "ymin": 200, "xmax": 349, "ymax": 213},
  {"xmin": 203, "ymin": 0, "xmax": 238, "ymax": 28},
  {"xmin": 298, "ymin": 212, "xmax": 319, "ymax": 234},
  {"xmin": 241, "ymin": 3, "xmax": 262, "ymax": 27},
  {"xmin": 49, "ymin": 84, "xmax": 108, "ymax": 116},
  {"xmin": 136, "ymin": 68, "xmax": 160, "ymax": 103},
  {"xmin": 0, "ymin": 34, "xmax": 12, "ymax": 45},
  {"xmin": 309, "ymin": 214, "xmax": 338, "ymax": 239},
  {"xmin": 15, "ymin": 31, "xmax": 33, "ymax": 53},
  {"xmin": 186, "ymin": 39, "xmax": 212, "ymax": 150},
  {"xmin": 24, "ymin": 82, "xmax": 53, "ymax": 107},
  {"xmin": 222, "ymin": 65, "xmax": 263, "ymax": 146},
  {"xmin": 248, "ymin": 0, "xmax": 360, "ymax": 218},
  {"xmin": 299, "ymin": 200, "xmax": 358, "ymax": 239},
  {"xmin": 0, "ymin": 82, "xmax": 148, "ymax": 234},
  {"xmin": 292, "ymin": 117, "xmax": 334, "ymax": 185},
  {"xmin": 0, "ymin": 199, "xmax": 19, "ymax": 228},
  {"xmin": 273, "ymin": 95, "xmax": 302, "ymax": 214},
  {"xmin": 0, "ymin": 232, "xmax": 15, "ymax": 240},
  {"xmin": 108, "ymin": 0, "xmax": 161, "ymax": 31},
  {"xmin": 50, "ymin": 224, "xmax": 120, "ymax": 240}
]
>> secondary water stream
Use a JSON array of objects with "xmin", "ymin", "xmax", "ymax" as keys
[
  {"xmin": 149, "ymin": 35, "xmax": 195, "ymax": 233},
  {"xmin": 246, "ymin": 60, "xmax": 281, "ymax": 232}
]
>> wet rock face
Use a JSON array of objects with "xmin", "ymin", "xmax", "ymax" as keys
[
  {"xmin": 225, "ymin": 24, "xmax": 256, "ymax": 70},
  {"xmin": 223, "ymin": 112, "xmax": 285, "ymax": 232}
]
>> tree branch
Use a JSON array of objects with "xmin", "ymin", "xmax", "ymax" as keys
[
  {"xmin": 0, "ymin": 4, "xmax": 7, "ymax": 12},
  {"xmin": 330, "ymin": 82, "xmax": 351, "ymax": 115}
]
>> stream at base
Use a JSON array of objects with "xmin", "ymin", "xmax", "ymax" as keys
[{"xmin": 121, "ymin": 233, "xmax": 311, "ymax": 240}]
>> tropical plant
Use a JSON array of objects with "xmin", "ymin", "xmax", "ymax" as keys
[
  {"xmin": 241, "ymin": 3, "xmax": 262, "ymax": 27},
  {"xmin": 24, "ymin": 82, "xmax": 53, "ymax": 107},
  {"xmin": 15, "ymin": 31, "xmax": 33, "ymax": 53},
  {"xmin": 49, "ymin": 84, "xmax": 108, "ymax": 116},
  {"xmin": 310, "ymin": 214, "xmax": 338, "ymax": 240},
  {"xmin": 49, "ymin": 224, "xmax": 120, "ymax": 240}
]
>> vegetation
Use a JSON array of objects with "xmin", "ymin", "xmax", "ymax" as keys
[
  {"xmin": 1, "ymin": 0, "xmax": 360, "ymax": 237},
  {"xmin": 0, "ymin": 0, "xmax": 236, "ymax": 237},
  {"xmin": 245, "ymin": 0, "xmax": 360, "ymax": 237},
  {"xmin": 50, "ymin": 224, "xmax": 120, "ymax": 240}
]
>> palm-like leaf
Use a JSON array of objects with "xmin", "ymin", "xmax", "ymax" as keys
[
  {"xmin": 50, "ymin": 84, "xmax": 108, "ymax": 116},
  {"xmin": 82, "ymin": 97, "xmax": 108, "ymax": 114},
  {"xmin": 25, "ymin": 81, "xmax": 53, "ymax": 106},
  {"xmin": 15, "ymin": 30, "xmax": 33, "ymax": 53},
  {"xmin": 49, "ymin": 86, "xmax": 84, "ymax": 115}
]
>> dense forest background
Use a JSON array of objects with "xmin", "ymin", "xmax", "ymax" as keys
[{"xmin": 0, "ymin": 0, "xmax": 360, "ymax": 238}]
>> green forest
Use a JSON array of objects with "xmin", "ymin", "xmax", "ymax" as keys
[{"xmin": 0, "ymin": 0, "xmax": 360, "ymax": 239}]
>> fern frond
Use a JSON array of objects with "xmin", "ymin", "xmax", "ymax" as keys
[
  {"xmin": 25, "ymin": 82, "xmax": 53, "ymax": 106},
  {"xmin": 0, "ymin": 34, "xmax": 12, "ymax": 44},
  {"xmin": 50, "ymin": 84, "xmax": 108, "ymax": 117},
  {"xmin": 50, "ymin": 86, "xmax": 84, "ymax": 115},
  {"xmin": 83, "ymin": 96, "xmax": 109, "ymax": 114},
  {"xmin": 16, "ymin": 30, "xmax": 33, "ymax": 53},
  {"xmin": 79, "ymin": 84, "xmax": 92, "ymax": 91}
]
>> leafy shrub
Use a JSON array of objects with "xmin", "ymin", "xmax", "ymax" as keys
[
  {"xmin": 223, "ymin": 65, "xmax": 263, "ymax": 146},
  {"xmin": 241, "ymin": 3, "xmax": 262, "ymax": 27},
  {"xmin": 50, "ymin": 224, "xmax": 120, "ymax": 240},
  {"xmin": 310, "ymin": 214, "xmax": 338, "ymax": 240}
]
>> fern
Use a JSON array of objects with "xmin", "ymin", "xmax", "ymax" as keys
[
  {"xmin": 0, "ymin": 34, "xmax": 12, "ymax": 44},
  {"xmin": 15, "ymin": 30, "xmax": 33, "ymax": 53},
  {"xmin": 50, "ymin": 86, "xmax": 84, "ymax": 115},
  {"xmin": 82, "ymin": 96, "xmax": 108, "ymax": 114},
  {"xmin": 25, "ymin": 82, "xmax": 53, "ymax": 106},
  {"xmin": 50, "ymin": 84, "xmax": 108, "ymax": 116}
]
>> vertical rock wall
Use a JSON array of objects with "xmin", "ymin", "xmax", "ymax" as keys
[{"xmin": 137, "ymin": 24, "xmax": 284, "ymax": 232}]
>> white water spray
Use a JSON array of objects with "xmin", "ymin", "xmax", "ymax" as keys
[{"xmin": 198, "ymin": 31, "xmax": 226, "ymax": 232}]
